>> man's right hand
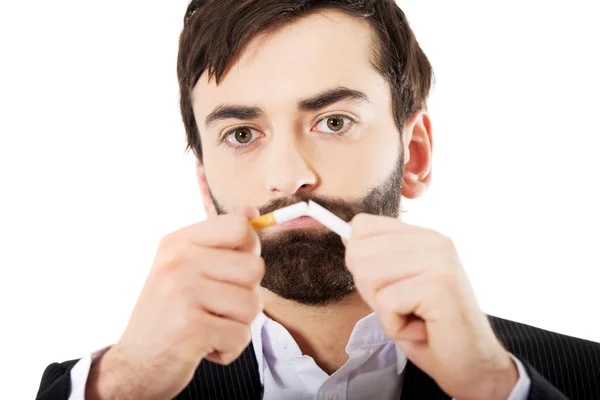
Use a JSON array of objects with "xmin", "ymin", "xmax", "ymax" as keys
[{"xmin": 86, "ymin": 208, "xmax": 265, "ymax": 400}]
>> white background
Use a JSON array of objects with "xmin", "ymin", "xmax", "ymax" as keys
[{"xmin": 1, "ymin": 1, "xmax": 599, "ymax": 398}]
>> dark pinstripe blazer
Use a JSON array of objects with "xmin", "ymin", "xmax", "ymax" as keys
[{"xmin": 37, "ymin": 315, "xmax": 600, "ymax": 400}]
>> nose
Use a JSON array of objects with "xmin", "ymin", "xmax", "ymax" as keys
[{"xmin": 265, "ymin": 136, "xmax": 318, "ymax": 197}]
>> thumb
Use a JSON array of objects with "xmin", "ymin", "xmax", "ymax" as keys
[
  {"xmin": 233, "ymin": 206, "xmax": 261, "ymax": 220},
  {"xmin": 232, "ymin": 206, "xmax": 262, "ymax": 255}
]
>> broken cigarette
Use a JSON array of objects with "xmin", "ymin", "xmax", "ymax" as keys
[{"xmin": 249, "ymin": 200, "xmax": 351, "ymax": 240}]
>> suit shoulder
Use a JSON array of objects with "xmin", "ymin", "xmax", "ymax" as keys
[
  {"xmin": 487, "ymin": 315, "xmax": 600, "ymax": 393},
  {"xmin": 36, "ymin": 359, "xmax": 80, "ymax": 400},
  {"xmin": 488, "ymin": 315, "xmax": 600, "ymax": 351}
]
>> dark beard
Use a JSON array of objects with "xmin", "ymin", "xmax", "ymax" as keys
[{"xmin": 210, "ymin": 159, "xmax": 404, "ymax": 306}]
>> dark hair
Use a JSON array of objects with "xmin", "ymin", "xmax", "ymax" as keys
[{"xmin": 177, "ymin": 0, "xmax": 433, "ymax": 162}]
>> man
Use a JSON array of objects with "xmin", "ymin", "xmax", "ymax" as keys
[{"xmin": 37, "ymin": 1, "xmax": 600, "ymax": 399}]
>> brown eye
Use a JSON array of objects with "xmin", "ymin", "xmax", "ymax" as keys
[
  {"xmin": 234, "ymin": 127, "xmax": 253, "ymax": 143},
  {"xmin": 326, "ymin": 117, "xmax": 344, "ymax": 132}
]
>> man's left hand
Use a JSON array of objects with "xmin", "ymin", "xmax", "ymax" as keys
[{"xmin": 344, "ymin": 214, "xmax": 518, "ymax": 400}]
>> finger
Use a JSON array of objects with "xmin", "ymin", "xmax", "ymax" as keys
[
  {"xmin": 375, "ymin": 278, "xmax": 422, "ymax": 316},
  {"xmin": 380, "ymin": 311, "xmax": 408, "ymax": 335},
  {"xmin": 350, "ymin": 213, "xmax": 412, "ymax": 240},
  {"xmin": 187, "ymin": 214, "xmax": 261, "ymax": 254},
  {"xmin": 375, "ymin": 274, "xmax": 455, "ymax": 324},
  {"xmin": 347, "ymin": 233, "xmax": 418, "ymax": 261},
  {"xmin": 232, "ymin": 205, "xmax": 260, "ymax": 220},
  {"xmin": 381, "ymin": 312, "xmax": 427, "ymax": 341},
  {"xmin": 230, "ymin": 206, "xmax": 261, "ymax": 255},
  {"xmin": 349, "ymin": 254, "xmax": 421, "ymax": 292},
  {"xmin": 379, "ymin": 309, "xmax": 427, "ymax": 343},
  {"xmin": 199, "ymin": 314, "xmax": 252, "ymax": 365},
  {"xmin": 345, "ymin": 236, "xmax": 422, "ymax": 286},
  {"xmin": 396, "ymin": 316, "xmax": 428, "ymax": 342},
  {"xmin": 197, "ymin": 280, "xmax": 262, "ymax": 325},
  {"xmin": 353, "ymin": 279, "xmax": 379, "ymax": 312},
  {"xmin": 195, "ymin": 248, "xmax": 265, "ymax": 288}
]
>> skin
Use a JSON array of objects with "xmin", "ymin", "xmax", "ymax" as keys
[
  {"xmin": 85, "ymin": 9, "xmax": 518, "ymax": 400},
  {"xmin": 193, "ymin": 8, "xmax": 414, "ymax": 374},
  {"xmin": 192, "ymin": 9, "xmax": 518, "ymax": 400}
]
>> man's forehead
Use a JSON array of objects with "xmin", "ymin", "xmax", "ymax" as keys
[{"xmin": 192, "ymin": 10, "xmax": 382, "ymax": 115}]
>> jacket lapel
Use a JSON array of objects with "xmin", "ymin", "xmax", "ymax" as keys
[
  {"xmin": 174, "ymin": 343, "xmax": 262, "ymax": 400},
  {"xmin": 400, "ymin": 360, "xmax": 451, "ymax": 400}
]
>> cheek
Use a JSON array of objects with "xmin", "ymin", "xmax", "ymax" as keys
[
  {"xmin": 364, "ymin": 127, "xmax": 402, "ymax": 177},
  {"xmin": 314, "ymin": 131, "xmax": 400, "ymax": 191},
  {"xmin": 202, "ymin": 151, "xmax": 265, "ymax": 206}
]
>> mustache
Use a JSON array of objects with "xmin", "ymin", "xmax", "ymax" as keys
[{"xmin": 258, "ymin": 193, "xmax": 364, "ymax": 223}]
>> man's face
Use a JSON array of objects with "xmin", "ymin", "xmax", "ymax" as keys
[{"xmin": 192, "ymin": 10, "xmax": 407, "ymax": 305}]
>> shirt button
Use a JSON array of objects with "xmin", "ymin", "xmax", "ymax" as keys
[{"xmin": 325, "ymin": 391, "xmax": 338, "ymax": 400}]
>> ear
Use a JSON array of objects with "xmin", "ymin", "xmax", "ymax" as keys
[
  {"xmin": 401, "ymin": 111, "xmax": 433, "ymax": 200},
  {"xmin": 196, "ymin": 159, "xmax": 218, "ymax": 217}
]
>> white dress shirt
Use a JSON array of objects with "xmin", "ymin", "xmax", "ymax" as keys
[{"xmin": 68, "ymin": 312, "xmax": 531, "ymax": 399}]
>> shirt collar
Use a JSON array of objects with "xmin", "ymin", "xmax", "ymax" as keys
[
  {"xmin": 346, "ymin": 312, "xmax": 407, "ymax": 375},
  {"xmin": 250, "ymin": 311, "xmax": 408, "ymax": 381}
]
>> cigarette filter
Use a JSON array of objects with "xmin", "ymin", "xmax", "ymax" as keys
[{"xmin": 250, "ymin": 202, "xmax": 309, "ymax": 231}]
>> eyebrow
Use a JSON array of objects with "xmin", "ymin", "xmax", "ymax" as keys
[
  {"xmin": 298, "ymin": 87, "xmax": 370, "ymax": 112},
  {"xmin": 205, "ymin": 105, "xmax": 263, "ymax": 129},
  {"xmin": 204, "ymin": 86, "xmax": 370, "ymax": 129}
]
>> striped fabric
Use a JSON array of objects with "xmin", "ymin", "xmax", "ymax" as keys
[
  {"xmin": 173, "ymin": 342, "xmax": 263, "ymax": 400},
  {"xmin": 37, "ymin": 315, "xmax": 600, "ymax": 400}
]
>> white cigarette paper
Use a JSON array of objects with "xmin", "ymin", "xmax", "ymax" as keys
[
  {"xmin": 307, "ymin": 200, "xmax": 352, "ymax": 240},
  {"xmin": 272, "ymin": 201, "xmax": 309, "ymax": 224},
  {"xmin": 251, "ymin": 200, "xmax": 352, "ymax": 239}
]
